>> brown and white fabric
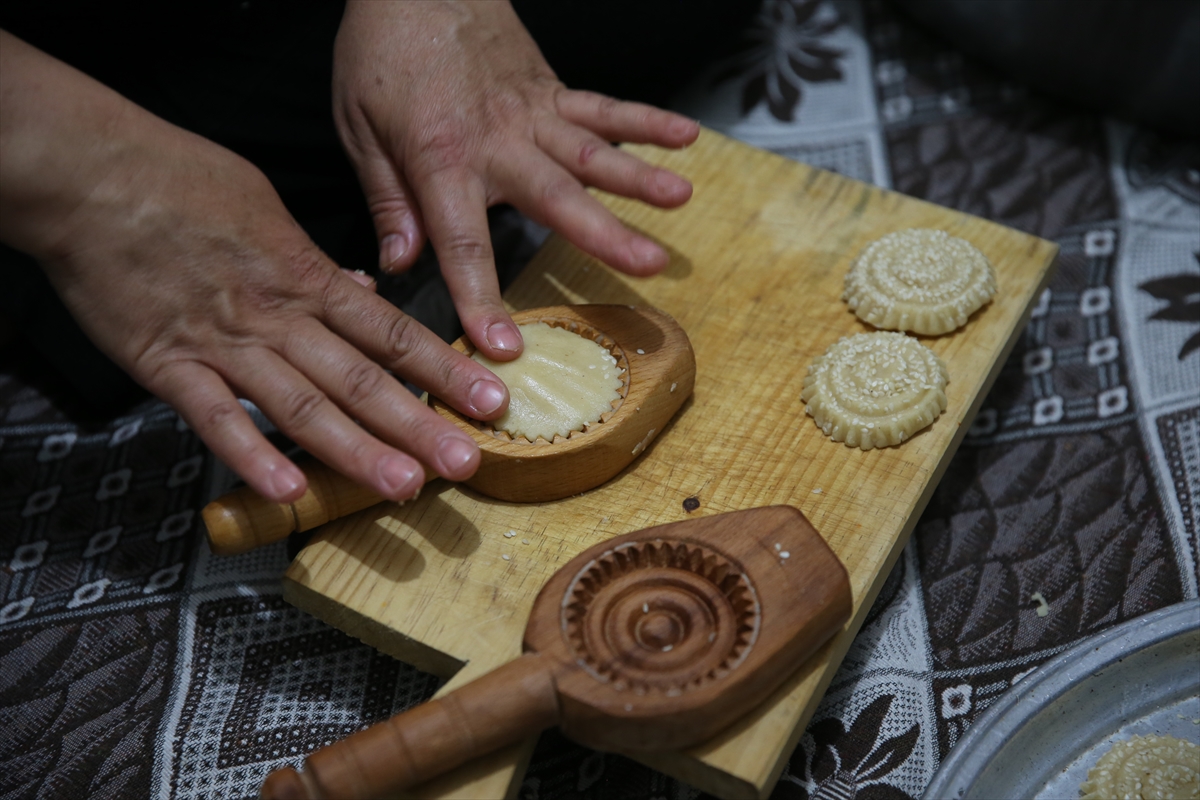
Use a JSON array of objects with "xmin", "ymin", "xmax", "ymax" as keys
[{"xmin": 2, "ymin": 1, "xmax": 1197, "ymax": 799}]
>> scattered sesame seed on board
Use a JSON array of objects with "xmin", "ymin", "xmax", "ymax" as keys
[
  {"xmin": 812, "ymin": 487, "xmax": 823, "ymax": 494},
  {"xmin": 521, "ymin": 538, "xmax": 530, "ymax": 545},
  {"xmin": 636, "ymin": 348, "xmax": 645, "ymax": 355},
  {"xmin": 504, "ymin": 531, "xmax": 516, "ymax": 538},
  {"xmin": 501, "ymin": 554, "xmax": 511, "ymax": 561}
]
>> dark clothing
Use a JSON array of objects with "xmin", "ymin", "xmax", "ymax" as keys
[{"xmin": 0, "ymin": 0, "xmax": 759, "ymax": 414}]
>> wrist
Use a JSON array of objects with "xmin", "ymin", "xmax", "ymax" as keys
[{"xmin": 0, "ymin": 30, "xmax": 167, "ymax": 262}]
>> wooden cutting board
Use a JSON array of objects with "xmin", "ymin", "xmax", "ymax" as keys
[{"xmin": 283, "ymin": 128, "xmax": 1058, "ymax": 799}]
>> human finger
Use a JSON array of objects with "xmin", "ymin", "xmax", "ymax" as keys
[
  {"xmin": 228, "ymin": 346, "xmax": 426, "ymax": 502},
  {"xmin": 151, "ymin": 360, "xmax": 307, "ymax": 504},
  {"xmin": 356, "ymin": 149, "xmax": 428, "ymax": 274},
  {"xmin": 320, "ymin": 283, "xmax": 509, "ymax": 423},
  {"xmin": 497, "ymin": 142, "xmax": 669, "ymax": 276},
  {"xmin": 555, "ymin": 90, "xmax": 700, "ymax": 148},
  {"xmin": 408, "ymin": 165, "xmax": 523, "ymax": 361},
  {"xmin": 536, "ymin": 116, "xmax": 692, "ymax": 208},
  {"xmin": 282, "ymin": 316, "xmax": 493, "ymax": 481}
]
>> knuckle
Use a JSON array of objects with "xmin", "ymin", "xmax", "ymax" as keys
[
  {"xmin": 413, "ymin": 123, "xmax": 471, "ymax": 173},
  {"xmin": 289, "ymin": 247, "xmax": 334, "ymax": 290},
  {"xmin": 485, "ymin": 90, "xmax": 528, "ymax": 125},
  {"xmin": 539, "ymin": 175, "xmax": 577, "ymax": 207},
  {"xmin": 595, "ymin": 94, "xmax": 621, "ymax": 119},
  {"xmin": 341, "ymin": 361, "xmax": 386, "ymax": 407},
  {"xmin": 440, "ymin": 232, "xmax": 493, "ymax": 265},
  {"xmin": 441, "ymin": 357, "xmax": 478, "ymax": 393},
  {"xmin": 278, "ymin": 387, "xmax": 327, "ymax": 431},
  {"xmin": 383, "ymin": 313, "xmax": 419, "ymax": 363},
  {"xmin": 198, "ymin": 399, "xmax": 245, "ymax": 433},
  {"xmin": 344, "ymin": 438, "xmax": 378, "ymax": 474},
  {"xmin": 578, "ymin": 141, "xmax": 600, "ymax": 167}
]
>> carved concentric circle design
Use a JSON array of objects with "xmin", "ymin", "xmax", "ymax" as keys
[
  {"xmin": 469, "ymin": 318, "xmax": 630, "ymax": 445},
  {"xmin": 560, "ymin": 539, "xmax": 760, "ymax": 694}
]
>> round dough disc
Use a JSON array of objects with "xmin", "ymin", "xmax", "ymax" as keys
[
  {"xmin": 844, "ymin": 228, "xmax": 997, "ymax": 335},
  {"xmin": 1080, "ymin": 734, "xmax": 1199, "ymax": 800},
  {"xmin": 801, "ymin": 331, "xmax": 949, "ymax": 450}
]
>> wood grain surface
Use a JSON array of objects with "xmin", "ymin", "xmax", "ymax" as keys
[
  {"xmin": 264, "ymin": 508, "xmax": 850, "ymax": 800},
  {"xmin": 283, "ymin": 128, "xmax": 1058, "ymax": 799}
]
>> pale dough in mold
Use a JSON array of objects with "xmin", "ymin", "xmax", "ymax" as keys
[{"xmin": 472, "ymin": 323, "xmax": 623, "ymax": 443}]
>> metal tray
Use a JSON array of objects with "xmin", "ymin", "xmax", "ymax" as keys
[{"xmin": 924, "ymin": 600, "xmax": 1200, "ymax": 799}]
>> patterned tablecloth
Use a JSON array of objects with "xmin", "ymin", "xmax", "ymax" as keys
[{"xmin": 2, "ymin": 2, "xmax": 1198, "ymax": 799}]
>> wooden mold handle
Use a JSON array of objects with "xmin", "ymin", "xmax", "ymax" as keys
[
  {"xmin": 260, "ymin": 653, "xmax": 561, "ymax": 800},
  {"xmin": 202, "ymin": 460, "xmax": 423, "ymax": 556}
]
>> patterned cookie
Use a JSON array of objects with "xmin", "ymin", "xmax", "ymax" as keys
[
  {"xmin": 471, "ymin": 322, "xmax": 623, "ymax": 442},
  {"xmin": 801, "ymin": 332, "xmax": 949, "ymax": 450},
  {"xmin": 1079, "ymin": 734, "xmax": 1199, "ymax": 800},
  {"xmin": 844, "ymin": 228, "xmax": 997, "ymax": 335}
]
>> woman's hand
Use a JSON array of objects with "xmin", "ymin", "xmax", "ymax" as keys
[
  {"xmin": 1, "ymin": 30, "xmax": 509, "ymax": 505},
  {"xmin": 333, "ymin": 0, "xmax": 700, "ymax": 361}
]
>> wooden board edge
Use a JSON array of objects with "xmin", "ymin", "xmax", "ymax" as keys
[{"xmin": 282, "ymin": 574, "xmax": 466, "ymax": 679}]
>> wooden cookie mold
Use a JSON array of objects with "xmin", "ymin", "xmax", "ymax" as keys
[
  {"xmin": 201, "ymin": 304, "xmax": 695, "ymax": 554},
  {"xmin": 261, "ymin": 506, "xmax": 852, "ymax": 799}
]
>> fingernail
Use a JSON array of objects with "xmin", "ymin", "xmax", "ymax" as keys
[
  {"xmin": 436, "ymin": 436, "xmax": 477, "ymax": 476},
  {"xmin": 630, "ymin": 238, "xmax": 667, "ymax": 269},
  {"xmin": 469, "ymin": 379, "xmax": 506, "ymax": 416},
  {"xmin": 378, "ymin": 454, "xmax": 421, "ymax": 498},
  {"xmin": 268, "ymin": 461, "xmax": 304, "ymax": 500},
  {"xmin": 653, "ymin": 170, "xmax": 689, "ymax": 196},
  {"xmin": 380, "ymin": 234, "xmax": 408, "ymax": 271},
  {"xmin": 486, "ymin": 322, "xmax": 523, "ymax": 353},
  {"xmin": 669, "ymin": 118, "xmax": 699, "ymax": 140}
]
